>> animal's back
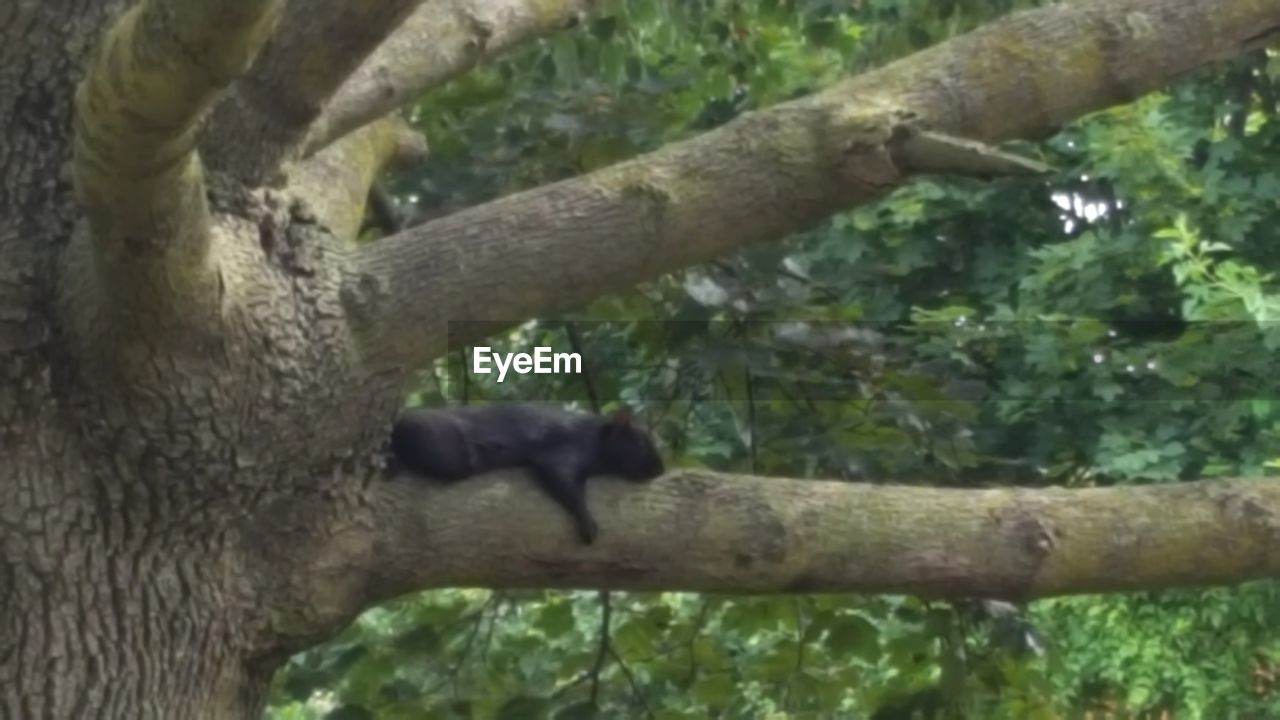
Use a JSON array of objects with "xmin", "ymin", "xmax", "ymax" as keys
[{"xmin": 394, "ymin": 403, "xmax": 592, "ymax": 476}]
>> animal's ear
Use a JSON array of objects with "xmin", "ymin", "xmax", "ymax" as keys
[{"xmin": 600, "ymin": 408, "xmax": 632, "ymax": 442}]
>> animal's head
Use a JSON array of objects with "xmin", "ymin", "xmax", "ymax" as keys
[{"xmin": 599, "ymin": 409, "xmax": 664, "ymax": 480}]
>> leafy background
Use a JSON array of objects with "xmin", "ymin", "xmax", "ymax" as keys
[{"xmin": 269, "ymin": 0, "xmax": 1280, "ymax": 717}]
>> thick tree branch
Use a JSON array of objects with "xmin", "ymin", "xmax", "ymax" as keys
[
  {"xmin": 70, "ymin": 0, "xmax": 282, "ymax": 321},
  {"xmin": 307, "ymin": 0, "xmax": 596, "ymax": 154},
  {"xmin": 339, "ymin": 473, "xmax": 1280, "ymax": 609},
  {"xmin": 204, "ymin": 0, "xmax": 422, "ymax": 185},
  {"xmin": 351, "ymin": 0, "xmax": 1280, "ymax": 368},
  {"xmin": 286, "ymin": 118, "xmax": 427, "ymax": 242}
]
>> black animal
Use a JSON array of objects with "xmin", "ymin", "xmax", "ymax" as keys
[{"xmin": 389, "ymin": 403, "xmax": 664, "ymax": 543}]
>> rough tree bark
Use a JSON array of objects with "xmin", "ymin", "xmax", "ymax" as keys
[{"xmin": 0, "ymin": 0, "xmax": 1277, "ymax": 717}]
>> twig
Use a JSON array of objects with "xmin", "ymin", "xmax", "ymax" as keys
[
  {"xmin": 588, "ymin": 590, "xmax": 614, "ymax": 707},
  {"xmin": 563, "ymin": 322, "xmax": 601, "ymax": 413},
  {"xmin": 608, "ymin": 645, "xmax": 655, "ymax": 719}
]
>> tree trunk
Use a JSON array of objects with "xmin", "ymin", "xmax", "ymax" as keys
[
  {"xmin": 1, "ymin": 4, "xmax": 390, "ymax": 715},
  {"xmin": 5, "ymin": 518, "xmax": 264, "ymax": 717}
]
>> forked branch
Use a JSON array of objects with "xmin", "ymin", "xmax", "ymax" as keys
[
  {"xmin": 308, "ymin": 0, "xmax": 596, "ymax": 154},
  {"xmin": 203, "ymin": 0, "xmax": 423, "ymax": 185},
  {"xmin": 351, "ymin": 0, "xmax": 1280, "ymax": 370},
  {"xmin": 71, "ymin": 0, "xmax": 283, "ymax": 316}
]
